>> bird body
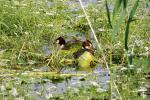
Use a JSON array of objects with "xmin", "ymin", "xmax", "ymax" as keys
[
  {"xmin": 55, "ymin": 36, "xmax": 82, "ymax": 57},
  {"xmin": 73, "ymin": 39, "xmax": 96, "ymax": 71},
  {"xmin": 77, "ymin": 51, "xmax": 95, "ymax": 70}
]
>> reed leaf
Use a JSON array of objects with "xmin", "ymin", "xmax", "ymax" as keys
[
  {"xmin": 112, "ymin": 0, "xmax": 125, "ymax": 40},
  {"xmin": 112, "ymin": 9, "xmax": 126, "ymax": 39},
  {"xmin": 105, "ymin": 0, "xmax": 112, "ymax": 28},
  {"xmin": 122, "ymin": 0, "xmax": 128, "ymax": 10},
  {"xmin": 128, "ymin": 0, "xmax": 139, "ymax": 21},
  {"xmin": 113, "ymin": 0, "xmax": 123, "ymax": 19},
  {"xmin": 124, "ymin": 22, "xmax": 130, "ymax": 51},
  {"xmin": 125, "ymin": 0, "xmax": 139, "ymax": 50}
]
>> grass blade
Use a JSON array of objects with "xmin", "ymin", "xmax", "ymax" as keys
[{"xmin": 0, "ymin": 21, "xmax": 9, "ymax": 30}]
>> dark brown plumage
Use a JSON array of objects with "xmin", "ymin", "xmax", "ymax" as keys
[
  {"xmin": 55, "ymin": 36, "xmax": 82, "ymax": 50},
  {"xmin": 55, "ymin": 37, "xmax": 66, "ymax": 46},
  {"xmin": 73, "ymin": 39, "xmax": 94, "ymax": 58}
]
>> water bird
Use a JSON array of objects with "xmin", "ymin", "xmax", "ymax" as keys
[
  {"xmin": 53, "ymin": 36, "xmax": 84, "ymax": 65},
  {"xmin": 55, "ymin": 36, "xmax": 82, "ymax": 50},
  {"xmin": 73, "ymin": 39, "xmax": 96, "ymax": 71}
]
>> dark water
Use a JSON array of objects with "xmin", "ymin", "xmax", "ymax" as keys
[
  {"xmin": 22, "ymin": 66, "xmax": 110, "ymax": 99},
  {"xmin": 41, "ymin": 0, "xmax": 99, "ymax": 7},
  {"xmin": 0, "ymin": 63, "xmax": 110, "ymax": 99}
]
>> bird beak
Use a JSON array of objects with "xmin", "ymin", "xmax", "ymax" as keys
[
  {"xmin": 53, "ymin": 40, "xmax": 59, "ymax": 44},
  {"xmin": 85, "ymin": 46, "xmax": 91, "ymax": 49},
  {"xmin": 56, "ymin": 40, "xmax": 59, "ymax": 44}
]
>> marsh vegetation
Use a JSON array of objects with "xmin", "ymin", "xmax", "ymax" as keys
[{"xmin": 0, "ymin": 0, "xmax": 149, "ymax": 99}]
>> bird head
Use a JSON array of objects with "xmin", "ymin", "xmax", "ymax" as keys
[
  {"xmin": 82, "ymin": 39, "xmax": 93, "ymax": 50},
  {"xmin": 55, "ymin": 37, "xmax": 66, "ymax": 48}
]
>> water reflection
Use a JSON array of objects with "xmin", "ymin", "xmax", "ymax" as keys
[
  {"xmin": 26, "ymin": 66, "xmax": 110, "ymax": 98},
  {"xmin": 36, "ymin": 0, "xmax": 98, "ymax": 7}
]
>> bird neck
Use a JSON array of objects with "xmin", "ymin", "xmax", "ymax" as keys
[{"xmin": 84, "ymin": 49, "xmax": 94, "ymax": 55}]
